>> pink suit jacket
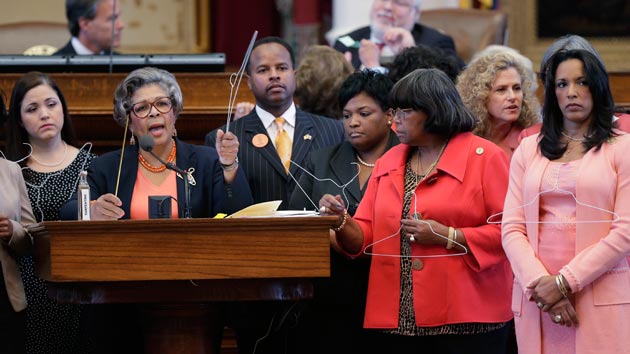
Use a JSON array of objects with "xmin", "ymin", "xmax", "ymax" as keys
[
  {"xmin": 502, "ymin": 133, "xmax": 630, "ymax": 354},
  {"xmin": 0, "ymin": 159, "xmax": 36, "ymax": 312},
  {"xmin": 346, "ymin": 132, "xmax": 513, "ymax": 329}
]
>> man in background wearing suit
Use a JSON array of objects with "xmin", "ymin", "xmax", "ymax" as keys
[
  {"xmin": 54, "ymin": 0, "xmax": 125, "ymax": 55},
  {"xmin": 205, "ymin": 36, "xmax": 344, "ymax": 354},
  {"xmin": 333, "ymin": 0, "xmax": 463, "ymax": 70}
]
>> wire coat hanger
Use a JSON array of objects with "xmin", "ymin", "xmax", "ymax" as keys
[{"xmin": 489, "ymin": 163, "xmax": 619, "ymax": 225}]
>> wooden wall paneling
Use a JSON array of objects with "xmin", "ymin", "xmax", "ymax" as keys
[{"xmin": 0, "ymin": 73, "xmax": 254, "ymax": 155}]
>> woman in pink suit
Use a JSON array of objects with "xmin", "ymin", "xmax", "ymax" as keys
[{"xmin": 502, "ymin": 48, "xmax": 630, "ymax": 354}]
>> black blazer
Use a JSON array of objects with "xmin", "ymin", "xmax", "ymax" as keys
[
  {"xmin": 53, "ymin": 40, "xmax": 121, "ymax": 55},
  {"xmin": 205, "ymin": 108, "xmax": 345, "ymax": 209},
  {"xmin": 60, "ymin": 139, "xmax": 253, "ymax": 219},
  {"xmin": 288, "ymin": 130, "xmax": 399, "ymax": 305},
  {"xmin": 333, "ymin": 23, "xmax": 463, "ymax": 69}
]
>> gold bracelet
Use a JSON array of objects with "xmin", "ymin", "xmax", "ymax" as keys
[
  {"xmin": 333, "ymin": 209, "xmax": 348, "ymax": 232},
  {"xmin": 446, "ymin": 226, "xmax": 455, "ymax": 249},
  {"xmin": 555, "ymin": 274, "xmax": 569, "ymax": 298}
]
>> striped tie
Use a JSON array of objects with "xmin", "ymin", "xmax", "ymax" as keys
[{"xmin": 274, "ymin": 117, "xmax": 292, "ymax": 173}]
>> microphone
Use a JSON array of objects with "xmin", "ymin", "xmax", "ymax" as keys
[{"xmin": 138, "ymin": 135, "xmax": 192, "ymax": 218}]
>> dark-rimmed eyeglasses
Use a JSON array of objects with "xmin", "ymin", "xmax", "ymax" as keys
[
  {"xmin": 389, "ymin": 108, "xmax": 414, "ymax": 120},
  {"xmin": 130, "ymin": 97, "xmax": 173, "ymax": 118}
]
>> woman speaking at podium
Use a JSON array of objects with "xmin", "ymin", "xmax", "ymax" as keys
[
  {"xmin": 59, "ymin": 66, "xmax": 253, "ymax": 353},
  {"xmin": 62, "ymin": 66, "xmax": 253, "ymax": 220}
]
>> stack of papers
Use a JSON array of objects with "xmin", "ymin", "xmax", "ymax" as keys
[{"xmin": 227, "ymin": 200, "xmax": 319, "ymax": 218}]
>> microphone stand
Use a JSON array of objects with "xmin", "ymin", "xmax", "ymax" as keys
[{"xmin": 147, "ymin": 151, "xmax": 192, "ymax": 219}]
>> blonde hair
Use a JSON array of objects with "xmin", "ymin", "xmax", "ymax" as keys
[
  {"xmin": 456, "ymin": 48, "xmax": 540, "ymax": 139},
  {"xmin": 295, "ymin": 45, "xmax": 355, "ymax": 118}
]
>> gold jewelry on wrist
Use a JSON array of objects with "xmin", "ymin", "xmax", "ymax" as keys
[
  {"xmin": 446, "ymin": 226, "xmax": 455, "ymax": 249},
  {"xmin": 556, "ymin": 274, "xmax": 569, "ymax": 298},
  {"xmin": 333, "ymin": 209, "xmax": 348, "ymax": 232}
]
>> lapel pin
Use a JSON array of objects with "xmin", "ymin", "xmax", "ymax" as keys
[
  {"xmin": 303, "ymin": 134, "xmax": 312, "ymax": 141},
  {"xmin": 252, "ymin": 134, "xmax": 269, "ymax": 148}
]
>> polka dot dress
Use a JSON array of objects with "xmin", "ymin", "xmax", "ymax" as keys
[{"xmin": 19, "ymin": 148, "xmax": 96, "ymax": 354}]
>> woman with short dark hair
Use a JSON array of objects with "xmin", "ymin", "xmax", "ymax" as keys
[{"xmin": 319, "ymin": 68, "xmax": 512, "ymax": 353}]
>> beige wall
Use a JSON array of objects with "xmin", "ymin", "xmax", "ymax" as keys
[
  {"xmin": 0, "ymin": 0, "xmax": 209, "ymax": 54},
  {"xmin": 0, "ymin": 1, "xmax": 65, "ymax": 23}
]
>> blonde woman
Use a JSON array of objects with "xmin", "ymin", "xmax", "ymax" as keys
[{"xmin": 457, "ymin": 47, "xmax": 540, "ymax": 159}]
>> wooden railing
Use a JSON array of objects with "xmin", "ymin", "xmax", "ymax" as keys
[
  {"xmin": 2, "ymin": 72, "xmax": 630, "ymax": 156},
  {"xmin": 0, "ymin": 73, "xmax": 254, "ymax": 155}
]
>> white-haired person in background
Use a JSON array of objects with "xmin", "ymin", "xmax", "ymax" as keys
[{"xmin": 333, "ymin": 0, "xmax": 463, "ymax": 71}]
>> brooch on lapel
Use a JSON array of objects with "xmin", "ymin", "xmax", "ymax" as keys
[{"xmin": 177, "ymin": 167, "xmax": 197, "ymax": 186}]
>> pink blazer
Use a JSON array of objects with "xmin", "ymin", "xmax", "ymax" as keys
[
  {"xmin": 502, "ymin": 133, "xmax": 630, "ymax": 354},
  {"xmin": 0, "ymin": 159, "xmax": 35, "ymax": 312}
]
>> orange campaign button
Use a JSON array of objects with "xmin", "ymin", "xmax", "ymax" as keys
[{"xmin": 252, "ymin": 133, "xmax": 269, "ymax": 148}]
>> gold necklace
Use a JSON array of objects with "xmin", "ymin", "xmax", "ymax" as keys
[
  {"xmin": 563, "ymin": 140, "xmax": 583, "ymax": 157},
  {"xmin": 355, "ymin": 153, "xmax": 375, "ymax": 168},
  {"xmin": 416, "ymin": 143, "xmax": 447, "ymax": 177},
  {"xmin": 138, "ymin": 139, "xmax": 176, "ymax": 173},
  {"xmin": 561, "ymin": 131, "xmax": 587, "ymax": 142}
]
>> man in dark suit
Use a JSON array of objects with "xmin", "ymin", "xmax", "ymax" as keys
[
  {"xmin": 204, "ymin": 36, "xmax": 344, "ymax": 354},
  {"xmin": 205, "ymin": 36, "xmax": 344, "ymax": 210},
  {"xmin": 54, "ymin": 0, "xmax": 125, "ymax": 55},
  {"xmin": 333, "ymin": 0, "xmax": 463, "ymax": 70}
]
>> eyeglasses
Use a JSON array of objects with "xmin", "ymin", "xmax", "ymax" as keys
[
  {"xmin": 389, "ymin": 108, "xmax": 414, "ymax": 120},
  {"xmin": 130, "ymin": 97, "xmax": 173, "ymax": 118}
]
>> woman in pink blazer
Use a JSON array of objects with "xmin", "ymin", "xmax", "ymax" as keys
[
  {"xmin": 0, "ymin": 97, "xmax": 37, "ymax": 353},
  {"xmin": 502, "ymin": 49, "xmax": 630, "ymax": 354}
]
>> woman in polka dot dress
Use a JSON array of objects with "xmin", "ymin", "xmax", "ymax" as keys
[{"xmin": 5, "ymin": 72, "xmax": 97, "ymax": 354}]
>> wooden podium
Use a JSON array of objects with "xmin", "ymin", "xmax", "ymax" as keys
[{"xmin": 30, "ymin": 216, "xmax": 336, "ymax": 354}]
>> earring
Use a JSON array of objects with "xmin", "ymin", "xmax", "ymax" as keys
[
  {"xmin": 387, "ymin": 120, "xmax": 392, "ymax": 126},
  {"xmin": 129, "ymin": 134, "xmax": 135, "ymax": 145},
  {"xmin": 173, "ymin": 127, "xmax": 178, "ymax": 137}
]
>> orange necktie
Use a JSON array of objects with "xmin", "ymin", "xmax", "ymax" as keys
[{"xmin": 275, "ymin": 117, "xmax": 292, "ymax": 173}]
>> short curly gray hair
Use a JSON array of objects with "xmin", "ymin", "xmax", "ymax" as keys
[{"xmin": 113, "ymin": 67, "xmax": 183, "ymax": 127}]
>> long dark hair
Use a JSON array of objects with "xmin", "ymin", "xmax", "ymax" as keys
[
  {"xmin": 5, "ymin": 72, "xmax": 77, "ymax": 164},
  {"xmin": 539, "ymin": 50, "xmax": 615, "ymax": 160}
]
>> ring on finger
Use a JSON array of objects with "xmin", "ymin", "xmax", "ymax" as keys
[
  {"xmin": 537, "ymin": 301, "xmax": 544, "ymax": 309},
  {"xmin": 409, "ymin": 234, "xmax": 415, "ymax": 242},
  {"xmin": 553, "ymin": 314, "xmax": 562, "ymax": 323},
  {"xmin": 319, "ymin": 206, "xmax": 327, "ymax": 214}
]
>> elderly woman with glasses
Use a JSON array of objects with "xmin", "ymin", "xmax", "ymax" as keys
[
  {"xmin": 319, "ymin": 68, "xmax": 513, "ymax": 353},
  {"xmin": 59, "ymin": 66, "xmax": 253, "ymax": 353},
  {"xmin": 61, "ymin": 66, "xmax": 253, "ymax": 220}
]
